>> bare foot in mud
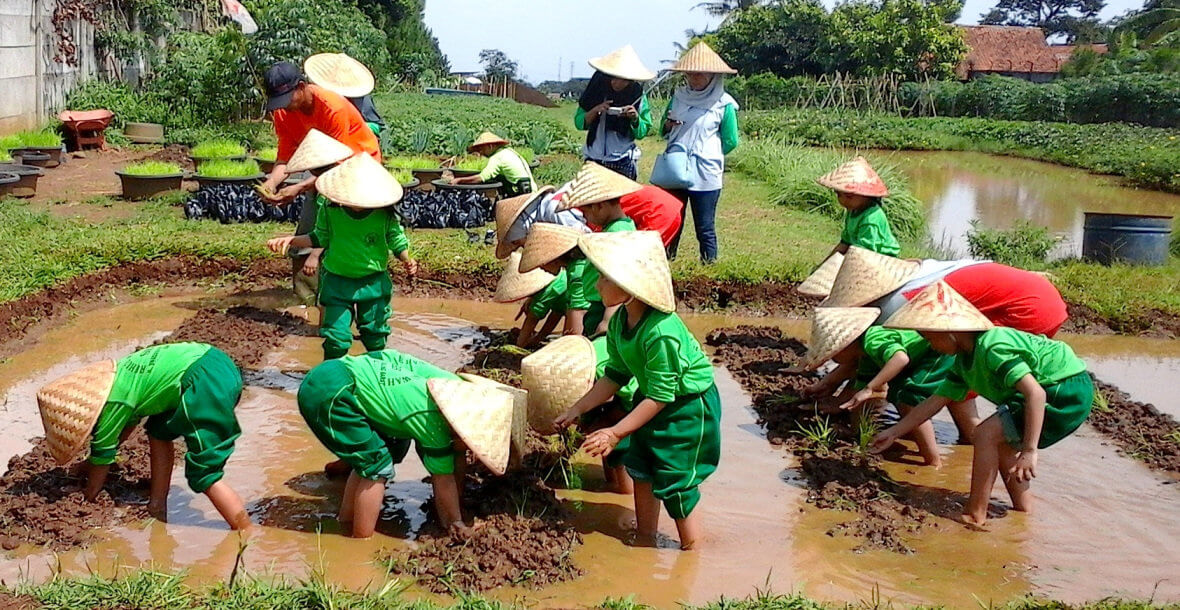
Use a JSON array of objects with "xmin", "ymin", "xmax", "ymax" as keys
[
  {"xmin": 625, "ymin": 530, "xmax": 660, "ymax": 548},
  {"xmin": 960, "ymin": 513, "xmax": 988, "ymax": 529},
  {"xmin": 148, "ymin": 501, "xmax": 168, "ymax": 522},
  {"xmin": 323, "ymin": 459, "xmax": 351, "ymax": 479}
]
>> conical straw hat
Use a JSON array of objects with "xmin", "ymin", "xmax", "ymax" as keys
[
  {"xmin": 37, "ymin": 360, "xmax": 117, "ymax": 464},
  {"xmin": 579, "ymin": 231, "xmax": 675, "ymax": 313},
  {"xmin": 467, "ymin": 131, "xmax": 509, "ymax": 153},
  {"xmin": 883, "ymin": 281, "xmax": 994, "ymax": 333},
  {"xmin": 428, "ymin": 377, "xmax": 513, "ymax": 476},
  {"xmin": 556, "ymin": 162, "xmax": 643, "ymax": 210},
  {"xmin": 670, "ymin": 41, "xmax": 737, "ymax": 74},
  {"xmin": 495, "ymin": 186, "xmax": 555, "ymax": 259},
  {"xmin": 822, "ymin": 246, "xmax": 918, "ymax": 308},
  {"xmin": 803, "ymin": 307, "xmax": 880, "ymax": 370},
  {"xmin": 817, "ymin": 156, "xmax": 889, "ymax": 198},
  {"xmin": 588, "ymin": 44, "xmax": 656, "ymax": 82},
  {"xmin": 457, "ymin": 373, "xmax": 529, "ymax": 466},
  {"xmin": 494, "ymin": 251, "xmax": 556, "ymax": 303},
  {"xmin": 521, "ymin": 335, "xmax": 597, "ymax": 431},
  {"xmin": 519, "ymin": 223, "xmax": 583, "ymax": 273},
  {"xmin": 316, "ymin": 153, "xmax": 403, "ymax": 209},
  {"xmin": 285, "ymin": 129, "xmax": 355, "ymax": 173},
  {"xmin": 798, "ymin": 252, "xmax": 844, "ymax": 298},
  {"xmin": 304, "ymin": 53, "xmax": 375, "ymax": 98}
]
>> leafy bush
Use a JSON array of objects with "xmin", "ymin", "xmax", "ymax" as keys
[
  {"xmin": 966, "ymin": 220, "xmax": 1057, "ymax": 267},
  {"xmin": 254, "ymin": 147, "xmax": 278, "ymax": 162},
  {"xmin": 197, "ymin": 159, "xmax": 261, "ymax": 178},
  {"xmin": 532, "ymin": 155, "xmax": 581, "ymax": 187},
  {"xmin": 525, "ymin": 124, "xmax": 554, "ymax": 155},
  {"xmin": 191, "ymin": 140, "xmax": 247, "ymax": 158},
  {"xmin": 121, "ymin": 161, "xmax": 183, "ymax": 176},
  {"xmin": 728, "ymin": 140, "xmax": 925, "ymax": 241}
]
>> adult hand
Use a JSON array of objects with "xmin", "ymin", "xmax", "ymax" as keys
[
  {"xmin": 622, "ymin": 105, "xmax": 639, "ymax": 120},
  {"xmin": 592, "ymin": 100, "xmax": 613, "ymax": 119},
  {"xmin": 583, "ymin": 428, "xmax": 621, "ymax": 457},
  {"xmin": 267, "ymin": 236, "xmax": 295, "ymax": 256},
  {"xmin": 663, "ymin": 119, "xmax": 683, "ymax": 133},
  {"xmin": 274, "ymin": 183, "xmax": 303, "ymax": 203},
  {"xmin": 1009, "ymin": 448, "xmax": 1038, "ymax": 483}
]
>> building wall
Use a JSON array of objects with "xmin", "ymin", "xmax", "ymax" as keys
[{"xmin": 0, "ymin": 0, "xmax": 97, "ymax": 134}]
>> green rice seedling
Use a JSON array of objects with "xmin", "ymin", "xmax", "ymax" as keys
[
  {"xmin": 0, "ymin": 150, "xmax": 11, "ymax": 163},
  {"xmin": 410, "ymin": 124, "xmax": 431, "ymax": 153},
  {"xmin": 526, "ymin": 124, "xmax": 553, "ymax": 155},
  {"xmin": 797, "ymin": 415, "xmax": 836, "ymax": 450},
  {"xmin": 1092, "ymin": 387, "xmax": 1111, "ymax": 413},
  {"xmin": 391, "ymin": 169, "xmax": 413, "ymax": 184},
  {"xmin": 384, "ymin": 155, "xmax": 440, "ymax": 170},
  {"xmin": 517, "ymin": 146, "xmax": 536, "ymax": 164},
  {"xmin": 196, "ymin": 159, "xmax": 260, "ymax": 178},
  {"xmin": 254, "ymin": 147, "xmax": 277, "ymax": 161},
  {"xmin": 446, "ymin": 127, "xmax": 472, "ymax": 156},
  {"xmin": 190, "ymin": 139, "xmax": 246, "ymax": 158},
  {"xmin": 454, "ymin": 155, "xmax": 487, "ymax": 171},
  {"xmin": 17, "ymin": 130, "xmax": 63, "ymax": 148},
  {"xmin": 855, "ymin": 409, "xmax": 881, "ymax": 454},
  {"xmin": 0, "ymin": 134, "xmax": 20, "ymax": 154},
  {"xmin": 121, "ymin": 160, "xmax": 183, "ymax": 176}
]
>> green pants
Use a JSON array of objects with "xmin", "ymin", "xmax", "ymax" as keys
[
  {"xmin": 624, "ymin": 384, "xmax": 721, "ymax": 519},
  {"xmin": 318, "ymin": 269, "xmax": 392, "ymax": 360},
  {"xmin": 296, "ymin": 361, "xmax": 456, "ymax": 480},
  {"xmin": 144, "ymin": 348, "xmax": 243, "ymax": 493},
  {"xmin": 889, "ymin": 353, "xmax": 955, "ymax": 407},
  {"xmin": 998, "ymin": 371, "xmax": 1095, "ymax": 450}
]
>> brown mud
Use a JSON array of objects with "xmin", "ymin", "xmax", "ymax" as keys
[
  {"xmin": 158, "ymin": 306, "xmax": 315, "ymax": 369},
  {"xmin": 0, "ymin": 592, "xmax": 36, "ymax": 610},
  {"xmin": 1061, "ymin": 302, "xmax": 1180, "ymax": 339},
  {"xmin": 1090, "ymin": 380, "xmax": 1180, "ymax": 476}
]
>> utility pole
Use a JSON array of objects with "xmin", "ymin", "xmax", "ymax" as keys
[
  {"xmin": 569, "ymin": 61, "xmax": 574, "ymax": 80},
  {"xmin": 557, "ymin": 56, "xmax": 562, "ymax": 81}
]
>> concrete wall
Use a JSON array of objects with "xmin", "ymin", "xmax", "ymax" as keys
[{"xmin": 0, "ymin": 0, "xmax": 97, "ymax": 134}]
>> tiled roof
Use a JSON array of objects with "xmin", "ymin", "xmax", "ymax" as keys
[{"xmin": 956, "ymin": 26, "xmax": 1107, "ymax": 78}]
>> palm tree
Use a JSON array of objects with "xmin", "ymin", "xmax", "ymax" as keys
[
  {"xmin": 1120, "ymin": 0, "xmax": 1180, "ymax": 46},
  {"xmin": 693, "ymin": 0, "xmax": 762, "ymax": 18}
]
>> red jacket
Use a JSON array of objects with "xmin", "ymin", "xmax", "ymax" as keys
[
  {"xmin": 904, "ymin": 262, "xmax": 1068, "ymax": 337},
  {"xmin": 619, "ymin": 185, "xmax": 683, "ymax": 247}
]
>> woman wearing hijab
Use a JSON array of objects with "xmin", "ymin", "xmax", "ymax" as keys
[
  {"xmin": 661, "ymin": 42, "xmax": 740, "ymax": 265},
  {"xmin": 576, "ymin": 45, "xmax": 656, "ymax": 180}
]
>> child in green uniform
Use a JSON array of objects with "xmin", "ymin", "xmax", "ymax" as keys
[
  {"xmin": 817, "ymin": 156, "xmax": 900, "ymax": 257},
  {"xmin": 519, "ymin": 222, "xmax": 593, "ymax": 336},
  {"xmin": 492, "ymin": 251, "xmax": 568, "ymax": 348},
  {"xmin": 555, "ymin": 230, "xmax": 720, "ymax": 550},
  {"xmin": 36, "ymin": 343, "xmax": 250, "ymax": 530},
  {"xmin": 297, "ymin": 351, "xmax": 515, "ymax": 538},
  {"xmin": 799, "ymin": 308, "xmax": 950, "ymax": 468},
  {"xmin": 873, "ymin": 281, "xmax": 1095, "ymax": 526},
  {"xmin": 267, "ymin": 154, "xmax": 418, "ymax": 360},
  {"xmin": 556, "ymin": 162, "xmax": 642, "ymax": 336}
]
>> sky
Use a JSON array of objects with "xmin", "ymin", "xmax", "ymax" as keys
[{"xmin": 423, "ymin": 0, "xmax": 1147, "ymax": 83}]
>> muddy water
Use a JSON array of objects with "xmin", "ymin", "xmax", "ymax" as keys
[
  {"xmin": 1, "ymin": 295, "xmax": 1179, "ymax": 605},
  {"xmin": 891, "ymin": 151, "xmax": 1180, "ymax": 258}
]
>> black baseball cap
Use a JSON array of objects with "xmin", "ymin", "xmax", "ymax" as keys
[{"xmin": 264, "ymin": 61, "xmax": 304, "ymax": 111}]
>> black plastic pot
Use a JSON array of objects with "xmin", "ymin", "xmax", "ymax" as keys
[
  {"xmin": 116, "ymin": 170, "xmax": 185, "ymax": 200},
  {"xmin": 190, "ymin": 154, "xmax": 247, "ymax": 170},
  {"xmin": 12, "ymin": 146, "xmax": 62, "ymax": 167},
  {"xmin": 400, "ymin": 178, "xmax": 421, "ymax": 190},
  {"xmin": 0, "ymin": 173, "xmax": 18, "ymax": 198},
  {"xmin": 451, "ymin": 169, "xmax": 480, "ymax": 177},
  {"xmin": 432, "ymin": 179, "xmax": 502, "ymax": 203},
  {"xmin": 194, "ymin": 173, "xmax": 266, "ymax": 190},
  {"xmin": 16, "ymin": 152, "xmax": 52, "ymax": 168},
  {"xmin": 411, "ymin": 168, "xmax": 445, "ymax": 188},
  {"xmin": 0, "ymin": 163, "xmax": 44, "ymax": 197}
]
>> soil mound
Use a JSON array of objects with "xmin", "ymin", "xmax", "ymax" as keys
[
  {"xmin": 157, "ymin": 306, "xmax": 313, "ymax": 368},
  {"xmin": 1091, "ymin": 380, "xmax": 1180, "ymax": 476}
]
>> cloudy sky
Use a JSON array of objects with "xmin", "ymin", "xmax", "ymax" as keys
[{"xmin": 423, "ymin": 0, "xmax": 1147, "ymax": 82}]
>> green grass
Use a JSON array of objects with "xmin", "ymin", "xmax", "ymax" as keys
[
  {"xmin": 196, "ymin": 159, "xmax": 261, "ymax": 178},
  {"xmin": 120, "ymin": 160, "xmax": 183, "ymax": 176},
  {"xmin": 14, "ymin": 130, "xmax": 63, "ymax": 149},
  {"xmin": 0, "ymin": 134, "xmax": 20, "ymax": 154},
  {"xmin": 454, "ymin": 155, "xmax": 486, "ymax": 171},
  {"xmin": 190, "ymin": 138, "xmax": 246, "ymax": 158},
  {"xmin": 254, "ymin": 147, "xmax": 278, "ymax": 162},
  {"xmin": 392, "ymin": 169, "xmax": 413, "ymax": 185},
  {"xmin": 385, "ymin": 155, "xmax": 442, "ymax": 170}
]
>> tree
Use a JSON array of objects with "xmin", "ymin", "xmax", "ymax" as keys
[
  {"xmin": 1119, "ymin": 0, "xmax": 1180, "ymax": 46},
  {"xmin": 825, "ymin": 0, "xmax": 968, "ymax": 79},
  {"xmin": 693, "ymin": 0, "xmax": 764, "ymax": 18},
  {"xmin": 479, "ymin": 49, "xmax": 518, "ymax": 81},
  {"xmin": 710, "ymin": 1, "xmax": 830, "ymax": 76},
  {"xmin": 980, "ymin": 0, "xmax": 1106, "ymax": 41}
]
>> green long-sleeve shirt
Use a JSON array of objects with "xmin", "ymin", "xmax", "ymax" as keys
[
  {"xmin": 603, "ymin": 308, "xmax": 714, "ymax": 404},
  {"xmin": 935, "ymin": 328, "xmax": 1088, "ymax": 404},
  {"xmin": 574, "ymin": 95, "xmax": 653, "ymax": 140},
  {"xmin": 309, "ymin": 203, "xmax": 409, "ymax": 278}
]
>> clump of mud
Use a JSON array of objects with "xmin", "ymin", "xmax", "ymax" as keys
[
  {"xmin": 157, "ymin": 306, "xmax": 314, "ymax": 369},
  {"xmin": 0, "ymin": 430, "xmax": 157, "ymax": 551},
  {"xmin": 457, "ymin": 329, "xmax": 528, "ymax": 388},
  {"xmin": 1090, "ymin": 380, "xmax": 1180, "ymax": 476},
  {"xmin": 707, "ymin": 325, "xmax": 945, "ymax": 553}
]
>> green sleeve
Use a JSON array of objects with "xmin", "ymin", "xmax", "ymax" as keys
[
  {"xmin": 842, "ymin": 207, "xmax": 900, "ymax": 256},
  {"xmin": 640, "ymin": 336, "xmax": 685, "ymax": 403},
  {"xmin": 574, "ymin": 106, "xmax": 588, "ymax": 131},
  {"xmin": 479, "ymin": 150, "xmax": 508, "ymax": 182},
  {"xmin": 603, "ymin": 334, "xmax": 633, "ymax": 388},
  {"xmin": 386, "ymin": 212, "xmax": 409, "ymax": 257},
  {"xmin": 861, "ymin": 328, "xmax": 906, "ymax": 367},
  {"xmin": 720, "ymin": 103, "xmax": 740, "ymax": 155},
  {"xmin": 88, "ymin": 402, "xmax": 137, "ymax": 465},
  {"xmin": 310, "ymin": 200, "xmax": 330, "ymax": 248},
  {"xmin": 632, "ymin": 95, "xmax": 653, "ymax": 140},
  {"xmin": 660, "ymin": 101, "xmax": 672, "ymax": 137},
  {"xmin": 983, "ymin": 342, "xmax": 1035, "ymax": 390},
  {"xmin": 566, "ymin": 259, "xmax": 591, "ymax": 311},
  {"xmin": 528, "ymin": 275, "xmax": 564, "ymax": 318}
]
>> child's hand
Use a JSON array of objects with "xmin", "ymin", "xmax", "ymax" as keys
[
  {"xmin": 799, "ymin": 380, "xmax": 824, "ymax": 398},
  {"xmin": 402, "ymin": 258, "xmax": 419, "ymax": 277},
  {"xmin": 552, "ymin": 410, "xmax": 578, "ymax": 432},
  {"xmin": 301, "ymin": 251, "xmax": 320, "ymax": 277},
  {"xmin": 515, "ymin": 302, "xmax": 528, "ymax": 321},
  {"xmin": 583, "ymin": 428, "xmax": 621, "ymax": 457},
  {"xmin": 870, "ymin": 427, "xmax": 901, "ymax": 453},
  {"xmin": 839, "ymin": 388, "xmax": 876, "ymax": 411},
  {"xmin": 267, "ymin": 236, "xmax": 294, "ymax": 256},
  {"xmin": 1009, "ymin": 448, "xmax": 1038, "ymax": 482}
]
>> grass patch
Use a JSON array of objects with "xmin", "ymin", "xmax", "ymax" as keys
[
  {"xmin": 391, "ymin": 169, "xmax": 413, "ymax": 185},
  {"xmin": 196, "ymin": 159, "xmax": 261, "ymax": 178},
  {"xmin": 385, "ymin": 154, "xmax": 442, "ymax": 170},
  {"xmin": 190, "ymin": 139, "xmax": 246, "ymax": 158},
  {"xmin": 966, "ymin": 220, "xmax": 1058, "ymax": 268},
  {"xmin": 533, "ymin": 154, "xmax": 581, "ymax": 187},
  {"xmin": 120, "ymin": 160, "xmax": 184, "ymax": 176},
  {"xmin": 14, "ymin": 130, "xmax": 63, "ymax": 149},
  {"xmin": 1047, "ymin": 258, "xmax": 1180, "ymax": 330},
  {"xmin": 254, "ymin": 147, "xmax": 277, "ymax": 162}
]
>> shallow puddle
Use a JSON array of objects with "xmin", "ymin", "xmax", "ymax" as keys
[{"xmin": 0, "ymin": 294, "xmax": 1178, "ymax": 606}]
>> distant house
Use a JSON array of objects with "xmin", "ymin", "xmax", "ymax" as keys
[{"xmin": 956, "ymin": 26, "xmax": 1108, "ymax": 82}]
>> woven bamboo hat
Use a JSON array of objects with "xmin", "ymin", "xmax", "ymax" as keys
[
  {"xmin": 285, "ymin": 129, "xmax": 355, "ymax": 173},
  {"xmin": 822, "ymin": 246, "xmax": 918, "ymax": 308},
  {"xmin": 556, "ymin": 162, "xmax": 643, "ymax": 211},
  {"xmin": 579, "ymin": 230, "xmax": 675, "ymax": 313},
  {"xmin": 883, "ymin": 281, "xmax": 994, "ymax": 333},
  {"xmin": 670, "ymin": 41, "xmax": 737, "ymax": 74},
  {"xmin": 316, "ymin": 153, "xmax": 402, "ymax": 209},
  {"xmin": 36, "ymin": 360, "xmax": 117, "ymax": 464},
  {"xmin": 588, "ymin": 44, "xmax": 656, "ymax": 82},
  {"xmin": 817, "ymin": 156, "xmax": 889, "ymax": 198},
  {"xmin": 494, "ymin": 251, "xmax": 556, "ymax": 303},
  {"xmin": 521, "ymin": 335, "xmax": 597, "ymax": 431},
  {"xmin": 468, "ymin": 131, "xmax": 509, "ymax": 154},
  {"xmin": 803, "ymin": 307, "xmax": 881, "ymax": 370},
  {"xmin": 457, "ymin": 373, "xmax": 529, "ymax": 466},
  {"xmin": 519, "ymin": 223, "xmax": 583, "ymax": 273},
  {"xmin": 495, "ymin": 186, "xmax": 555, "ymax": 259},
  {"xmin": 798, "ymin": 252, "xmax": 844, "ymax": 298},
  {"xmin": 427, "ymin": 377, "xmax": 513, "ymax": 476},
  {"xmin": 304, "ymin": 53, "xmax": 375, "ymax": 98}
]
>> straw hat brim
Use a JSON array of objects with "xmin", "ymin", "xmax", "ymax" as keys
[
  {"xmin": 285, "ymin": 129, "xmax": 355, "ymax": 173},
  {"xmin": 494, "ymin": 251, "xmax": 556, "ymax": 303},
  {"xmin": 316, "ymin": 154, "xmax": 403, "ymax": 209},
  {"xmin": 521, "ymin": 335, "xmax": 596, "ymax": 431},
  {"xmin": 804, "ymin": 307, "xmax": 880, "ymax": 370},
  {"xmin": 468, "ymin": 132, "xmax": 509, "ymax": 153},
  {"xmin": 797, "ymin": 252, "xmax": 844, "ymax": 298},
  {"xmin": 821, "ymin": 247, "xmax": 919, "ymax": 308},
  {"xmin": 588, "ymin": 45, "xmax": 657, "ymax": 82},
  {"xmin": 428, "ymin": 378, "xmax": 513, "ymax": 476},
  {"xmin": 670, "ymin": 42, "xmax": 737, "ymax": 74},
  {"xmin": 816, "ymin": 157, "xmax": 890, "ymax": 198},
  {"xmin": 37, "ymin": 360, "xmax": 117, "ymax": 464},
  {"xmin": 457, "ymin": 373, "xmax": 529, "ymax": 466},
  {"xmin": 495, "ymin": 186, "xmax": 555, "ymax": 259},
  {"xmin": 557, "ymin": 162, "xmax": 643, "ymax": 211},
  {"xmin": 304, "ymin": 53, "xmax": 375, "ymax": 98},
  {"xmin": 519, "ymin": 224, "xmax": 582, "ymax": 273},
  {"xmin": 579, "ymin": 231, "xmax": 676, "ymax": 313},
  {"xmin": 882, "ymin": 281, "xmax": 995, "ymax": 333}
]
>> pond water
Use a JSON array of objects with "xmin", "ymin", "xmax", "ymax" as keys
[
  {"xmin": 0, "ymin": 293, "xmax": 1178, "ymax": 607},
  {"xmin": 891, "ymin": 151, "xmax": 1180, "ymax": 258}
]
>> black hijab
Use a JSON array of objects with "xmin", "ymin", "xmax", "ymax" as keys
[{"xmin": 578, "ymin": 71, "xmax": 643, "ymax": 148}]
